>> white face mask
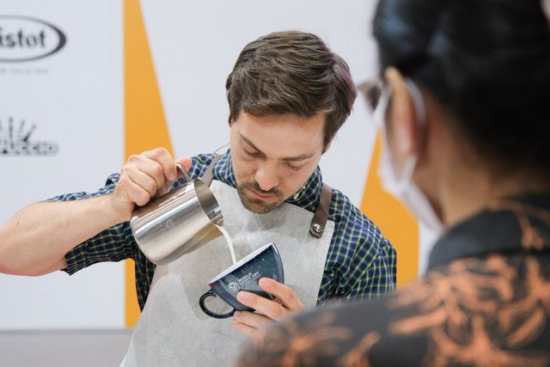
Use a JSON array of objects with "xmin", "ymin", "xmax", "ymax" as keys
[{"xmin": 374, "ymin": 79, "xmax": 445, "ymax": 235}]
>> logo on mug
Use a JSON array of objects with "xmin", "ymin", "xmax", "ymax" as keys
[
  {"xmin": 228, "ymin": 282, "xmax": 240, "ymax": 293},
  {"xmin": 0, "ymin": 16, "xmax": 67, "ymax": 62},
  {"xmin": 237, "ymin": 271, "xmax": 261, "ymax": 286},
  {"xmin": 0, "ymin": 117, "xmax": 59, "ymax": 156}
]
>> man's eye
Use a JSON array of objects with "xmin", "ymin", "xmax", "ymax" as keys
[
  {"xmin": 243, "ymin": 148, "xmax": 260, "ymax": 157},
  {"xmin": 286, "ymin": 163, "xmax": 303, "ymax": 171}
]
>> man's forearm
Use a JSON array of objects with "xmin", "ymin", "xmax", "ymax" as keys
[{"xmin": 0, "ymin": 195, "xmax": 125, "ymax": 276}]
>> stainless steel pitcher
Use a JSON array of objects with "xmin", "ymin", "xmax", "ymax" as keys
[{"xmin": 130, "ymin": 165, "xmax": 224, "ymax": 265}]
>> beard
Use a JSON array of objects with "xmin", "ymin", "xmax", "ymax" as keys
[{"xmin": 236, "ymin": 180, "xmax": 286, "ymax": 214}]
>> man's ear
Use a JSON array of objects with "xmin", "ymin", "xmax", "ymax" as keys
[{"xmin": 384, "ymin": 67, "xmax": 421, "ymax": 164}]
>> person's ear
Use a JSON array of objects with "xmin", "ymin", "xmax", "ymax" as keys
[{"xmin": 383, "ymin": 67, "xmax": 422, "ymax": 163}]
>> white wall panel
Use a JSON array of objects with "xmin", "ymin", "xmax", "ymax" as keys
[{"xmin": 0, "ymin": 0, "xmax": 124, "ymax": 329}]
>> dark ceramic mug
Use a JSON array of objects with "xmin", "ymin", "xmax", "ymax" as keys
[{"xmin": 199, "ymin": 242, "xmax": 284, "ymax": 319}]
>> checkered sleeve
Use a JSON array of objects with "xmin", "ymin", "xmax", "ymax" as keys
[
  {"xmin": 343, "ymin": 235, "xmax": 397, "ymax": 301},
  {"xmin": 318, "ymin": 189, "xmax": 396, "ymax": 303},
  {"xmin": 48, "ymin": 173, "xmax": 137, "ymax": 275}
]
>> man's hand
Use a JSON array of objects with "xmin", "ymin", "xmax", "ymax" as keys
[
  {"xmin": 110, "ymin": 147, "xmax": 192, "ymax": 221},
  {"xmin": 231, "ymin": 277, "xmax": 304, "ymax": 337}
]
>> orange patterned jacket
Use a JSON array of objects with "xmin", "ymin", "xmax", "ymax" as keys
[{"xmin": 236, "ymin": 194, "xmax": 550, "ymax": 367}]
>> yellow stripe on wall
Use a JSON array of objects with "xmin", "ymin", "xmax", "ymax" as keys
[
  {"xmin": 124, "ymin": 0, "xmax": 174, "ymax": 327},
  {"xmin": 360, "ymin": 132, "xmax": 419, "ymax": 287}
]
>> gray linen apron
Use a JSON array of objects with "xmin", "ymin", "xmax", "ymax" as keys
[{"xmin": 121, "ymin": 160, "xmax": 334, "ymax": 367}]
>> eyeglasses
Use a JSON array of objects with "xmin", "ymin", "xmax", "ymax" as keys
[
  {"xmin": 357, "ymin": 79, "xmax": 384, "ymax": 112},
  {"xmin": 357, "ymin": 77, "xmax": 426, "ymax": 128},
  {"xmin": 357, "ymin": 78, "xmax": 389, "ymax": 128}
]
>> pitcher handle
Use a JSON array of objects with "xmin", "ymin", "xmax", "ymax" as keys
[{"xmin": 176, "ymin": 164, "xmax": 191, "ymax": 183}]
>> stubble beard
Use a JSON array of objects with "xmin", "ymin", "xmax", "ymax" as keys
[{"xmin": 236, "ymin": 181, "xmax": 285, "ymax": 214}]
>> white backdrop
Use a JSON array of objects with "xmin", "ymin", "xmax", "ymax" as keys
[{"xmin": 0, "ymin": 0, "xmax": 124, "ymax": 329}]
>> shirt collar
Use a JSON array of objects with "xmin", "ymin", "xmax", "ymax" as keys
[
  {"xmin": 428, "ymin": 193, "xmax": 550, "ymax": 270},
  {"xmin": 284, "ymin": 166, "xmax": 323, "ymax": 212},
  {"xmin": 212, "ymin": 151, "xmax": 237, "ymax": 188},
  {"xmin": 212, "ymin": 150, "xmax": 323, "ymax": 213}
]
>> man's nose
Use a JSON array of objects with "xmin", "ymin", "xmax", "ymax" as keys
[{"xmin": 255, "ymin": 163, "xmax": 279, "ymax": 192}]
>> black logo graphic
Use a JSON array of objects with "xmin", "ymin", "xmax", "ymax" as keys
[
  {"xmin": 0, "ymin": 117, "xmax": 59, "ymax": 156},
  {"xmin": 0, "ymin": 16, "xmax": 67, "ymax": 62}
]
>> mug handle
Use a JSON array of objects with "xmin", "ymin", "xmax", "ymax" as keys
[
  {"xmin": 176, "ymin": 164, "xmax": 191, "ymax": 183},
  {"xmin": 199, "ymin": 289, "xmax": 236, "ymax": 319}
]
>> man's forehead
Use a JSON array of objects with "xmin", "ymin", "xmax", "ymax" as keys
[{"xmin": 233, "ymin": 111, "xmax": 325, "ymax": 152}]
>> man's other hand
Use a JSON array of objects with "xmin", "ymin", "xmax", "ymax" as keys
[{"xmin": 231, "ymin": 277, "xmax": 304, "ymax": 337}]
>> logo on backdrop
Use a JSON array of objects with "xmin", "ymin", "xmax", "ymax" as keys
[
  {"xmin": 0, "ymin": 15, "xmax": 67, "ymax": 62},
  {"xmin": 0, "ymin": 117, "xmax": 59, "ymax": 156}
]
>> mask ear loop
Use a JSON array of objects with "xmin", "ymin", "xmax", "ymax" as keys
[
  {"xmin": 403, "ymin": 78, "xmax": 429, "ymax": 166},
  {"xmin": 376, "ymin": 85, "xmax": 416, "ymax": 188},
  {"xmin": 404, "ymin": 78, "xmax": 427, "ymax": 122},
  {"xmin": 378, "ymin": 78, "xmax": 428, "ymax": 186},
  {"xmin": 372, "ymin": 85, "xmax": 390, "ymax": 129},
  {"xmin": 404, "ymin": 77, "xmax": 427, "ymax": 138}
]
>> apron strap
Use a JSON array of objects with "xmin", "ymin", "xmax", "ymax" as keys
[
  {"xmin": 309, "ymin": 183, "xmax": 332, "ymax": 238},
  {"xmin": 201, "ymin": 154, "xmax": 223, "ymax": 186}
]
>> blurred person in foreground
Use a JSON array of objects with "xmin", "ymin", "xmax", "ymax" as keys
[{"xmin": 236, "ymin": 0, "xmax": 550, "ymax": 365}]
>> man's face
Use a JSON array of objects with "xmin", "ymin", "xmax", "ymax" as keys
[{"xmin": 230, "ymin": 112, "xmax": 326, "ymax": 214}]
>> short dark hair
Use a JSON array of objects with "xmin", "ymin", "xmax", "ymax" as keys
[
  {"xmin": 373, "ymin": 0, "xmax": 550, "ymax": 172},
  {"xmin": 226, "ymin": 31, "xmax": 357, "ymax": 151}
]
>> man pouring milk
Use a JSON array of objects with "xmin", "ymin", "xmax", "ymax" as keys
[{"xmin": 0, "ymin": 31, "xmax": 396, "ymax": 366}]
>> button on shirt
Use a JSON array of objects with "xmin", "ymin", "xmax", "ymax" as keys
[{"xmin": 53, "ymin": 152, "xmax": 396, "ymax": 309}]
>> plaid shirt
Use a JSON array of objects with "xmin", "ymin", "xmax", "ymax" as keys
[{"xmin": 54, "ymin": 152, "xmax": 396, "ymax": 310}]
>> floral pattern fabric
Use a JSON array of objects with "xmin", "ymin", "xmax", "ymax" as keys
[{"xmin": 236, "ymin": 194, "xmax": 550, "ymax": 367}]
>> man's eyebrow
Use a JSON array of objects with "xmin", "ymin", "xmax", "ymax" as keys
[
  {"xmin": 240, "ymin": 133, "xmax": 264, "ymax": 155},
  {"xmin": 239, "ymin": 132, "xmax": 314, "ymax": 162},
  {"xmin": 282, "ymin": 154, "xmax": 314, "ymax": 162}
]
